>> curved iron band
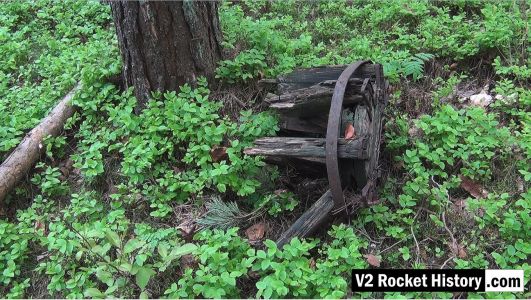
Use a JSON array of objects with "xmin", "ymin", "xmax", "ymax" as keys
[{"xmin": 325, "ymin": 60, "xmax": 371, "ymax": 210}]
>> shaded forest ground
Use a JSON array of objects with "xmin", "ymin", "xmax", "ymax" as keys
[{"xmin": 0, "ymin": 0, "xmax": 529, "ymax": 298}]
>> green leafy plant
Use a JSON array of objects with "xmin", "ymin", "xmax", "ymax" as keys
[
  {"xmin": 1, "ymin": 0, "xmax": 530, "ymax": 298},
  {"xmin": 43, "ymin": 135, "xmax": 67, "ymax": 160},
  {"xmin": 216, "ymin": 49, "xmax": 268, "ymax": 83},
  {"xmin": 31, "ymin": 163, "xmax": 69, "ymax": 197},
  {"xmin": 255, "ymin": 190, "xmax": 298, "ymax": 216},
  {"xmin": 72, "ymin": 78, "xmax": 278, "ymax": 218},
  {"xmin": 165, "ymin": 228, "xmax": 254, "ymax": 299},
  {"xmin": 0, "ymin": 221, "xmax": 32, "ymax": 297},
  {"xmin": 384, "ymin": 52, "xmax": 434, "ymax": 82}
]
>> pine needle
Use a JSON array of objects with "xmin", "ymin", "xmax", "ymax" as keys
[{"xmin": 196, "ymin": 196, "xmax": 262, "ymax": 230}]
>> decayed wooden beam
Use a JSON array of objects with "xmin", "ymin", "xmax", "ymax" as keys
[
  {"xmin": 351, "ymin": 105, "xmax": 372, "ymax": 189},
  {"xmin": 276, "ymin": 64, "xmax": 376, "ymax": 94},
  {"xmin": 264, "ymin": 81, "xmax": 364, "ymax": 117},
  {"xmin": 276, "ymin": 189, "xmax": 334, "ymax": 248},
  {"xmin": 244, "ymin": 137, "xmax": 368, "ymax": 159},
  {"xmin": 0, "ymin": 83, "xmax": 82, "ymax": 202}
]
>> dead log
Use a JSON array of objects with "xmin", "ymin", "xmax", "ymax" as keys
[
  {"xmin": 276, "ymin": 189, "xmax": 334, "ymax": 248},
  {"xmin": 0, "ymin": 83, "xmax": 82, "ymax": 202},
  {"xmin": 244, "ymin": 137, "xmax": 369, "ymax": 159}
]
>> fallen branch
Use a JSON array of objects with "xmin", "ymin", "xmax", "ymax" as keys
[{"xmin": 0, "ymin": 83, "xmax": 82, "ymax": 202}]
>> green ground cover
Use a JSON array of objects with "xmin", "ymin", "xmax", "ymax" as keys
[{"xmin": 0, "ymin": 0, "xmax": 529, "ymax": 298}]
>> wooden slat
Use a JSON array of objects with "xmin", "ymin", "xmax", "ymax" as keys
[
  {"xmin": 264, "ymin": 79, "xmax": 364, "ymax": 117},
  {"xmin": 244, "ymin": 137, "xmax": 368, "ymax": 159},
  {"xmin": 276, "ymin": 64, "xmax": 376, "ymax": 94},
  {"xmin": 351, "ymin": 105, "xmax": 371, "ymax": 188},
  {"xmin": 276, "ymin": 189, "xmax": 334, "ymax": 248}
]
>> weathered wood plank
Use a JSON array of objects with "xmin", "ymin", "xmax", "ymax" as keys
[
  {"xmin": 276, "ymin": 189, "xmax": 334, "ymax": 248},
  {"xmin": 276, "ymin": 64, "xmax": 377, "ymax": 94},
  {"xmin": 244, "ymin": 137, "xmax": 368, "ymax": 159},
  {"xmin": 265, "ymin": 80, "xmax": 364, "ymax": 117},
  {"xmin": 351, "ymin": 105, "xmax": 371, "ymax": 189}
]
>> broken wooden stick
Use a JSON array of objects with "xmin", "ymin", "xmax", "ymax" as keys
[
  {"xmin": 276, "ymin": 189, "xmax": 334, "ymax": 248},
  {"xmin": 0, "ymin": 83, "xmax": 82, "ymax": 202}
]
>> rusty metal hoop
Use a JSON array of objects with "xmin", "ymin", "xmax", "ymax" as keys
[{"xmin": 325, "ymin": 60, "xmax": 371, "ymax": 211}]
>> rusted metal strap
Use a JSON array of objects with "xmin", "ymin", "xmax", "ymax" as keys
[{"xmin": 325, "ymin": 60, "xmax": 370, "ymax": 211}]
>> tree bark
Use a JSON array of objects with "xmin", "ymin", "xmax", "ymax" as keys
[
  {"xmin": 110, "ymin": 1, "xmax": 223, "ymax": 111},
  {"xmin": 0, "ymin": 84, "xmax": 81, "ymax": 202}
]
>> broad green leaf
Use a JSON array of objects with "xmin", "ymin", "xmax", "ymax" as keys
[
  {"xmin": 158, "ymin": 244, "xmax": 169, "ymax": 258},
  {"xmin": 118, "ymin": 262, "xmax": 132, "ymax": 273},
  {"xmin": 96, "ymin": 269, "xmax": 114, "ymax": 286},
  {"xmin": 124, "ymin": 238, "xmax": 144, "ymax": 254},
  {"xmin": 169, "ymin": 243, "xmax": 197, "ymax": 258},
  {"xmin": 135, "ymin": 266, "xmax": 156, "ymax": 290},
  {"xmin": 84, "ymin": 288, "xmax": 105, "ymax": 299},
  {"xmin": 105, "ymin": 230, "xmax": 121, "ymax": 248}
]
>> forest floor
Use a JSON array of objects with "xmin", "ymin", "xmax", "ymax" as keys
[{"xmin": 0, "ymin": 0, "xmax": 529, "ymax": 299}]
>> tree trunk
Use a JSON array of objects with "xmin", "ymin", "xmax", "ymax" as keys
[{"xmin": 110, "ymin": 1, "xmax": 223, "ymax": 111}]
